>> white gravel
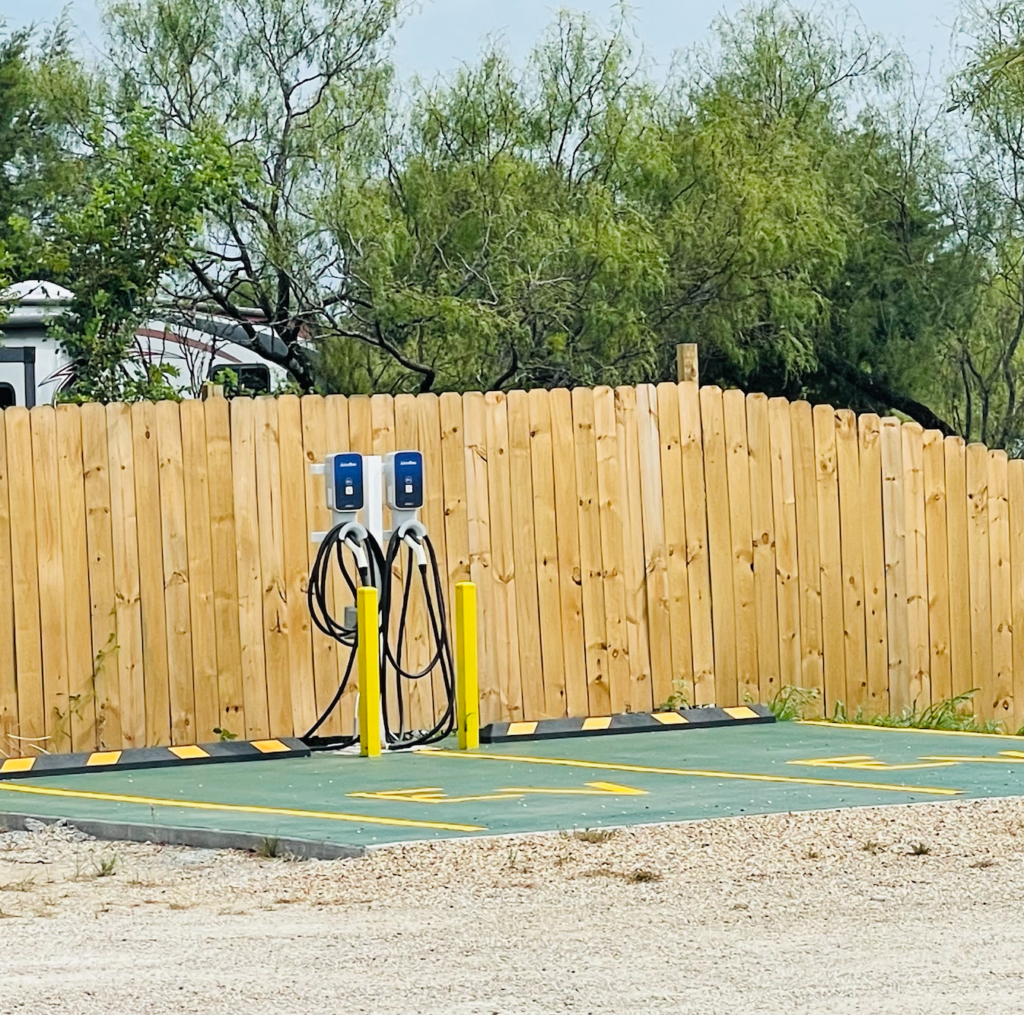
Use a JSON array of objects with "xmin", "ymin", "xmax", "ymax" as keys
[{"xmin": 1, "ymin": 798, "xmax": 1023, "ymax": 1014}]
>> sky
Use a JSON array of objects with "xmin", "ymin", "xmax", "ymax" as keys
[{"xmin": 4, "ymin": 0, "xmax": 962, "ymax": 80}]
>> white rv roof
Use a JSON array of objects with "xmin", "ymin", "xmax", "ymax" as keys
[{"xmin": 3, "ymin": 279, "xmax": 75, "ymax": 304}]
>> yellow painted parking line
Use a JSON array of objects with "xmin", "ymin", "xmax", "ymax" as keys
[
  {"xmin": 799, "ymin": 721, "xmax": 1024, "ymax": 740},
  {"xmin": 921, "ymin": 752, "xmax": 1024, "ymax": 764},
  {"xmin": 349, "ymin": 789, "xmax": 522, "ymax": 804},
  {"xmin": 581, "ymin": 717, "xmax": 612, "ymax": 731},
  {"xmin": 504, "ymin": 782, "xmax": 647, "ymax": 796},
  {"xmin": 788, "ymin": 755, "xmax": 959, "ymax": 771},
  {"xmin": 0, "ymin": 782, "xmax": 485, "ymax": 833},
  {"xmin": 418, "ymin": 748, "xmax": 961, "ymax": 796}
]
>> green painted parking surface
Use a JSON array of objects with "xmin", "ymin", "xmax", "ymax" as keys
[{"xmin": 3, "ymin": 722, "xmax": 1024, "ymax": 848}]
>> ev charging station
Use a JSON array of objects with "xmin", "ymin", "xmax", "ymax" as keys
[{"xmin": 306, "ymin": 449, "xmax": 470, "ymax": 756}]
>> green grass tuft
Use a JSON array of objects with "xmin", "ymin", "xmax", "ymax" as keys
[
  {"xmin": 765, "ymin": 685, "xmax": 821, "ymax": 721},
  {"xmin": 831, "ymin": 689, "xmax": 1003, "ymax": 733},
  {"xmin": 655, "ymin": 679, "xmax": 690, "ymax": 712}
]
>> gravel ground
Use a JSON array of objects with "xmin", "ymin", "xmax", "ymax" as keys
[{"xmin": 1, "ymin": 798, "xmax": 1023, "ymax": 1014}]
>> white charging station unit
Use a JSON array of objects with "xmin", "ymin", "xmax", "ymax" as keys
[{"xmin": 310, "ymin": 449, "xmax": 427, "ymax": 748}]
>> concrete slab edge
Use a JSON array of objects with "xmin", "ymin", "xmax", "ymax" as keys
[{"xmin": 0, "ymin": 811, "xmax": 364, "ymax": 860}]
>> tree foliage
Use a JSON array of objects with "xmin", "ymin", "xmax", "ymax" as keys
[{"xmin": 4, "ymin": 0, "xmax": 1024, "ymax": 448}]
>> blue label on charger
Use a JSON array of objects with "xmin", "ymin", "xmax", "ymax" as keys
[
  {"xmin": 393, "ymin": 451, "xmax": 424, "ymax": 509},
  {"xmin": 332, "ymin": 453, "xmax": 363, "ymax": 511}
]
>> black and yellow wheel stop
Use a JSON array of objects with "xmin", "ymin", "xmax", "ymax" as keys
[
  {"xmin": 479, "ymin": 704, "xmax": 775, "ymax": 743},
  {"xmin": 0, "ymin": 738, "xmax": 309, "ymax": 781}
]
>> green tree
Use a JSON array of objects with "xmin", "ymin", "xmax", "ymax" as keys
[
  {"xmin": 319, "ymin": 13, "xmax": 666, "ymax": 392},
  {"xmin": 102, "ymin": 0, "xmax": 399, "ymax": 392},
  {"xmin": 0, "ymin": 19, "xmax": 84, "ymax": 288},
  {"xmin": 937, "ymin": 0, "xmax": 1024, "ymax": 446},
  {"xmin": 46, "ymin": 113, "xmax": 233, "ymax": 402}
]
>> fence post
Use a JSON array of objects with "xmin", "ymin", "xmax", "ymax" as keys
[
  {"xmin": 356, "ymin": 585, "xmax": 381, "ymax": 758},
  {"xmin": 455, "ymin": 581, "xmax": 479, "ymax": 749},
  {"xmin": 677, "ymin": 344, "xmax": 699, "ymax": 385}
]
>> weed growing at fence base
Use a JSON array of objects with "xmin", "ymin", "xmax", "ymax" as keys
[
  {"xmin": 764, "ymin": 685, "xmax": 821, "ymax": 721},
  {"xmin": 831, "ymin": 690, "xmax": 1004, "ymax": 734},
  {"xmin": 763, "ymin": 685, "xmax": 1014, "ymax": 733},
  {"xmin": 655, "ymin": 679, "xmax": 690, "ymax": 712}
]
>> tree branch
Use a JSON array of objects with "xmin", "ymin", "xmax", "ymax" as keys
[{"xmin": 820, "ymin": 352, "xmax": 956, "ymax": 436}]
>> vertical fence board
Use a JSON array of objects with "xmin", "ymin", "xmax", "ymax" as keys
[
  {"xmin": 616, "ymin": 386, "xmax": 653, "ymax": 714},
  {"xmin": 0, "ymin": 415, "xmax": 17, "ymax": 748},
  {"xmin": 395, "ymin": 393, "xmax": 433, "ymax": 732},
  {"xmin": 417, "ymin": 394, "xmax": 450, "ymax": 727},
  {"xmin": 130, "ymin": 402, "xmax": 170, "ymax": 748},
  {"xmin": 438, "ymin": 393, "xmax": 471, "ymax": 652},
  {"xmin": 254, "ymin": 396, "xmax": 292, "ymax": 737},
  {"xmin": 478, "ymin": 392, "xmax": 513, "ymax": 723},
  {"xmin": 812, "ymin": 405, "xmax": 844, "ymax": 716},
  {"xmin": 835, "ymin": 409, "xmax": 867, "ymax": 713},
  {"xmin": 205, "ymin": 396, "xmax": 244, "ymax": 737},
  {"xmin": 371, "ymin": 394, "xmax": 409, "ymax": 732},
  {"xmin": 230, "ymin": 399, "xmax": 269, "ymax": 739},
  {"xmin": 156, "ymin": 401, "xmax": 195, "ymax": 744},
  {"xmin": 966, "ymin": 443, "xmax": 993, "ymax": 718},
  {"xmin": 701, "ymin": 387, "xmax": 737, "ymax": 706},
  {"xmin": 881, "ymin": 419, "xmax": 910, "ymax": 712},
  {"xmin": 55, "ymin": 406, "xmax": 95, "ymax": 752},
  {"xmin": 723, "ymin": 391, "xmax": 758, "ymax": 704},
  {"xmin": 922, "ymin": 431, "xmax": 952, "ymax": 705},
  {"xmin": 679, "ymin": 383, "xmax": 715, "ymax": 704},
  {"xmin": 989, "ymin": 450, "xmax": 1013, "ymax": 721},
  {"xmin": 529, "ymin": 389, "xmax": 569, "ymax": 717},
  {"xmin": 790, "ymin": 402, "xmax": 825, "ymax": 707},
  {"xmin": 300, "ymin": 394, "xmax": 336, "ymax": 731},
  {"xmin": 572, "ymin": 387, "xmax": 610, "ymax": 715},
  {"xmin": 768, "ymin": 398, "xmax": 800, "ymax": 693},
  {"xmin": 275, "ymin": 396, "xmax": 317, "ymax": 738},
  {"xmin": 656, "ymin": 382, "xmax": 694, "ymax": 704},
  {"xmin": 80, "ymin": 404, "xmax": 120, "ymax": 749},
  {"xmin": 902, "ymin": 424, "xmax": 930, "ymax": 707},
  {"xmin": 323, "ymin": 394, "xmax": 355, "ymax": 732},
  {"xmin": 746, "ymin": 394, "xmax": 780, "ymax": 703},
  {"xmin": 466, "ymin": 393, "xmax": 503, "ymax": 723},
  {"xmin": 106, "ymin": 403, "xmax": 145, "ymax": 747},
  {"xmin": 6, "ymin": 409, "xmax": 43, "ymax": 746},
  {"xmin": 31, "ymin": 408, "xmax": 70, "ymax": 752},
  {"xmin": 858, "ymin": 415, "xmax": 888, "ymax": 714},
  {"xmin": 346, "ymin": 397, "xmax": 371, "ymax": 454},
  {"xmin": 1009, "ymin": 460, "xmax": 1024, "ymax": 733},
  {"xmin": 548, "ymin": 389, "xmax": 588, "ymax": 718},
  {"xmin": 508, "ymin": 390, "xmax": 548, "ymax": 718},
  {"xmin": 945, "ymin": 437, "xmax": 973, "ymax": 701},
  {"xmin": 594, "ymin": 387, "xmax": 631, "ymax": 714},
  {"xmin": 636, "ymin": 385, "xmax": 673, "ymax": 708}
]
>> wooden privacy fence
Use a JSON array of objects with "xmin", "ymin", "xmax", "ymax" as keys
[{"xmin": 0, "ymin": 383, "xmax": 1022, "ymax": 755}]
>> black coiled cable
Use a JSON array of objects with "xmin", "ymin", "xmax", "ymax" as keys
[
  {"xmin": 303, "ymin": 522, "xmax": 385, "ymax": 747},
  {"xmin": 303, "ymin": 522, "xmax": 456, "ymax": 750},
  {"xmin": 379, "ymin": 530, "xmax": 456, "ymax": 748}
]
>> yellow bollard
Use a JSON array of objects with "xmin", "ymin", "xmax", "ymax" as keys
[
  {"xmin": 356, "ymin": 585, "xmax": 381, "ymax": 758},
  {"xmin": 455, "ymin": 581, "xmax": 479, "ymax": 750}
]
